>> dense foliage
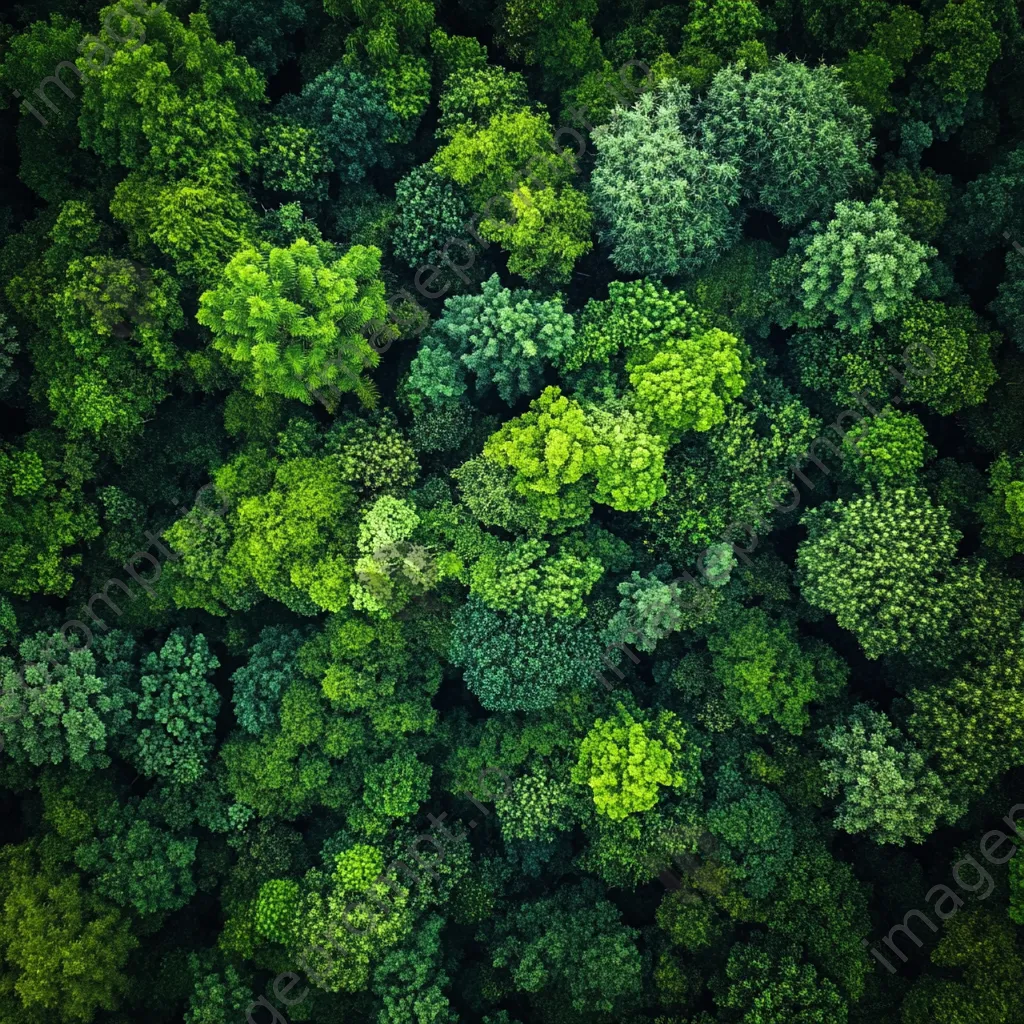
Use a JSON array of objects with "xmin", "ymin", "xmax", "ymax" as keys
[{"xmin": 1, "ymin": 0, "xmax": 1023, "ymax": 1022}]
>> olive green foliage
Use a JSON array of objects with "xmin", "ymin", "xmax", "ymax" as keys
[
  {"xmin": 0, "ymin": 430, "xmax": 100, "ymax": 598},
  {"xmin": 922, "ymin": 0, "xmax": 1002, "ymax": 102},
  {"xmin": 714, "ymin": 934, "xmax": 848, "ymax": 1024},
  {"xmin": 77, "ymin": 4, "xmax": 265, "ymax": 181},
  {"xmin": 908, "ymin": 623, "xmax": 1024, "ymax": 793},
  {"xmin": 488, "ymin": 881, "xmax": 643, "ymax": 1015},
  {"xmin": 980, "ymin": 453, "xmax": 1024, "ymax": 556},
  {"xmin": 897, "ymin": 300, "xmax": 999, "ymax": 415},
  {"xmin": 707, "ymin": 606, "xmax": 848, "ymax": 735},
  {"xmin": 6, "ymin": 202, "xmax": 185, "ymax": 445},
  {"xmin": 901, "ymin": 908, "xmax": 1024, "ymax": 1024},
  {"xmin": 821, "ymin": 704, "xmax": 963, "ymax": 845},
  {"xmin": 197, "ymin": 239, "xmax": 387, "ymax": 406},
  {"xmin": 878, "ymin": 166, "xmax": 951, "ymax": 241},
  {"xmin": 480, "ymin": 182, "xmax": 594, "ymax": 284},
  {"xmin": 0, "ymin": 844, "xmax": 138, "ymax": 1022},
  {"xmin": 110, "ymin": 173, "xmax": 257, "ymax": 285},
  {"xmin": 798, "ymin": 488, "xmax": 962, "ymax": 660}
]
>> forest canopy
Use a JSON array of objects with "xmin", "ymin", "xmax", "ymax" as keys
[{"xmin": 1, "ymin": 0, "xmax": 1024, "ymax": 1023}]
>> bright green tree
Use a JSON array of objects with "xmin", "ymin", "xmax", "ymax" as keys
[
  {"xmin": 571, "ymin": 705, "xmax": 689, "ymax": 820},
  {"xmin": 197, "ymin": 239, "xmax": 388, "ymax": 407},
  {"xmin": 627, "ymin": 326, "xmax": 746, "ymax": 441},
  {"xmin": 77, "ymin": 3, "xmax": 265, "ymax": 180}
]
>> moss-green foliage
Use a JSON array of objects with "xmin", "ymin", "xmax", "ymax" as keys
[
  {"xmin": 469, "ymin": 535, "xmax": 603, "ymax": 619},
  {"xmin": 6, "ymin": 202, "xmax": 185, "ymax": 447},
  {"xmin": 707, "ymin": 605, "xmax": 848, "ymax": 735},
  {"xmin": 0, "ymin": 430, "xmax": 100, "ymax": 599},
  {"xmin": 627, "ymin": 326, "xmax": 746, "ymax": 440},
  {"xmin": 432, "ymin": 98, "xmax": 593, "ymax": 283},
  {"xmin": 645, "ymin": 372, "xmax": 820, "ymax": 557},
  {"xmin": 73, "ymin": 798, "xmax": 198, "ymax": 917},
  {"xmin": 449, "ymin": 596, "xmax": 601, "ymax": 711},
  {"xmin": 714, "ymin": 934, "xmax": 848, "ymax": 1023},
  {"xmin": 481, "ymin": 386, "xmax": 596, "ymax": 530},
  {"xmin": 822, "ymin": 704, "xmax": 963, "ymax": 846},
  {"xmin": 798, "ymin": 488, "xmax": 962, "ymax": 661},
  {"xmin": 782, "ymin": 199, "xmax": 936, "ymax": 335},
  {"xmin": 569, "ymin": 278, "xmax": 716, "ymax": 373},
  {"xmin": 77, "ymin": 4, "xmax": 265, "ymax": 181},
  {"xmin": 980, "ymin": 453, "xmax": 1024, "ymax": 556},
  {"xmin": 840, "ymin": 408, "xmax": 933, "ymax": 486},
  {"xmin": 488, "ymin": 881, "xmax": 643, "ymax": 1016},
  {"xmin": 129, "ymin": 630, "xmax": 220, "ymax": 785},
  {"xmin": 908, "ymin": 620, "xmax": 1024, "ymax": 793},
  {"xmin": 0, "ymin": 843, "xmax": 138, "ymax": 1022},
  {"xmin": 255, "ymin": 119, "xmax": 333, "ymax": 203},
  {"xmin": 897, "ymin": 299, "xmax": 999, "ymax": 415}
]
